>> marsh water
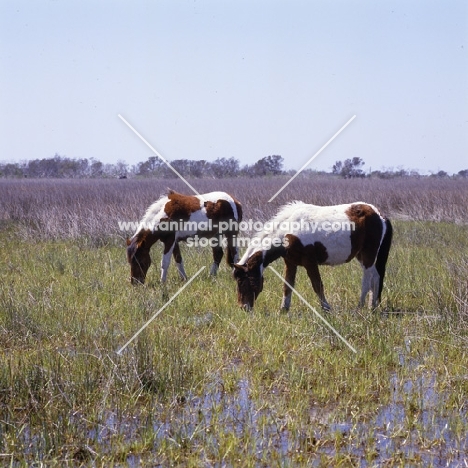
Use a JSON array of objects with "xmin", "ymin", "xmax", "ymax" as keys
[{"xmin": 88, "ymin": 362, "xmax": 467, "ymax": 466}]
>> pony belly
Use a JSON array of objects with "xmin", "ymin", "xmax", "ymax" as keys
[
  {"xmin": 298, "ymin": 231, "xmax": 353, "ymax": 266},
  {"xmin": 174, "ymin": 210, "xmax": 213, "ymax": 240}
]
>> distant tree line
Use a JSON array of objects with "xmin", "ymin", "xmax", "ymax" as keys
[
  {"xmin": 0, "ymin": 153, "xmax": 467, "ymax": 179},
  {"xmin": 331, "ymin": 157, "xmax": 468, "ymax": 179},
  {"xmin": 0, "ymin": 154, "xmax": 285, "ymax": 179}
]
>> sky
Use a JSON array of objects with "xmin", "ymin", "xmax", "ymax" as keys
[{"xmin": 1, "ymin": 0, "xmax": 467, "ymax": 175}]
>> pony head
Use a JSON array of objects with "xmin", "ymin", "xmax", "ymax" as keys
[
  {"xmin": 233, "ymin": 263, "xmax": 264, "ymax": 310},
  {"xmin": 126, "ymin": 233, "xmax": 152, "ymax": 285}
]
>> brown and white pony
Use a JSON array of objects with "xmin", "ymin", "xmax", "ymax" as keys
[
  {"xmin": 127, "ymin": 190, "xmax": 242, "ymax": 284},
  {"xmin": 233, "ymin": 201, "xmax": 392, "ymax": 311}
]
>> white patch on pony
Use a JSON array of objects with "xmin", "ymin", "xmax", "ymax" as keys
[
  {"xmin": 160, "ymin": 242, "xmax": 176, "ymax": 282},
  {"xmin": 378, "ymin": 215, "xmax": 387, "ymax": 253},
  {"xmin": 285, "ymin": 203, "xmax": 354, "ymax": 264},
  {"xmin": 360, "ymin": 264, "xmax": 380, "ymax": 307},
  {"xmin": 238, "ymin": 248, "xmax": 255, "ymax": 266},
  {"xmin": 238, "ymin": 238, "xmax": 267, "ymax": 266},
  {"xmin": 135, "ymin": 195, "xmax": 170, "ymax": 236},
  {"xmin": 175, "ymin": 208, "xmax": 207, "ymax": 239}
]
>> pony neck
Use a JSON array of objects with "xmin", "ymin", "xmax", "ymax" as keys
[
  {"xmin": 131, "ymin": 228, "xmax": 160, "ymax": 250},
  {"xmin": 263, "ymin": 244, "xmax": 286, "ymax": 267},
  {"xmin": 245, "ymin": 244, "xmax": 286, "ymax": 272}
]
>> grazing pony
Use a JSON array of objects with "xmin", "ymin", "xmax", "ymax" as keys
[
  {"xmin": 233, "ymin": 201, "xmax": 392, "ymax": 311},
  {"xmin": 127, "ymin": 190, "xmax": 242, "ymax": 284}
]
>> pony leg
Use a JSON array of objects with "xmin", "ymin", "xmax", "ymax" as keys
[
  {"xmin": 225, "ymin": 234, "xmax": 239, "ymax": 266},
  {"xmin": 172, "ymin": 242, "xmax": 187, "ymax": 280},
  {"xmin": 161, "ymin": 238, "xmax": 176, "ymax": 282},
  {"xmin": 359, "ymin": 265, "xmax": 380, "ymax": 308},
  {"xmin": 304, "ymin": 260, "xmax": 330, "ymax": 311},
  {"xmin": 210, "ymin": 245, "xmax": 224, "ymax": 276},
  {"xmin": 281, "ymin": 260, "xmax": 297, "ymax": 311}
]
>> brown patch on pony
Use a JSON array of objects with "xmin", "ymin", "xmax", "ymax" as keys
[
  {"xmin": 310, "ymin": 241, "xmax": 329, "ymax": 264},
  {"xmin": 283, "ymin": 234, "xmax": 305, "ymax": 265},
  {"xmin": 346, "ymin": 203, "xmax": 384, "ymax": 267},
  {"xmin": 164, "ymin": 191, "xmax": 202, "ymax": 221},
  {"xmin": 284, "ymin": 234, "xmax": 329, "ymax": 265},
  {"xmin": 204, "ymin": 199, "xmax": 233, "ymax": 220},
  {"xmin": 245, "ymin": 251, "xmax": 264, "ymax": 271},
  {"xmin": 282, "ymin": 234, "xmax": 329, "ymax": 308},
  {"xmin": 346, "ymin": 203, "xmax": 377, "ymax": 229},
  {"xmin": 204, "ymin": 194, "xmax": 242, "ymax": 227}
]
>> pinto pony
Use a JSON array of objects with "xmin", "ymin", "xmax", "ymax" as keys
[
  {"xmin": 127, "ymin": 190, "xmax": 242, "ymax": 284},
  {"xmin": 233, "ymin": 201, "xmax": 392, "ymax": 311}
]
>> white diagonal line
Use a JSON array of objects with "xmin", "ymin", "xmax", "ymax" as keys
[
  {"xmin": 268, "ymin": 266, "xmax": 357, "ymax": 353},
  {"xmin": 116, "ymin": 266, "xmax": 206, "ymax": 355},
  {"xmin": 118, "ymin": 114, "xmax": 203, "ymax": 198},
  {"xmin": 268, "ymin": 115, "xmax": 356, "ymax": 202}
]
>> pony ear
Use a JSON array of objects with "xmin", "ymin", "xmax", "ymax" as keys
[
  {"xmin": 126, "ymin": 236, "xmax": 143, "ymax": 256},
  {"xmin": 233, "ymin": 263, "xmax": 248, "ymax": 272}
]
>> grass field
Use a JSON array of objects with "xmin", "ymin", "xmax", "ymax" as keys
[{"xmin": 0, "ymin": 176, "xmax": 467, "ymax": 466}]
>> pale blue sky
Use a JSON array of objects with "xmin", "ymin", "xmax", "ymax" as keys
[{"xmin": 1, "ymin": 0, "xmax": 467, "ymax": 174}]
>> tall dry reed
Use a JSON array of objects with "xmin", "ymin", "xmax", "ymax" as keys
[{"xmin": 0, "ymin": 176, "xmax": 466, "ymax": 242}]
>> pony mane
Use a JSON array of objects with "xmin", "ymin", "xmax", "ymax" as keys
[
  {"xmin": 136, "ymin": 193, "xmax": 170, "ymax": 230},
  {"xmin": 270, "ymin": 200, "xmax": 305, "ymax": 222},
  {"xmin": 238, "ymin": 201, "xmax": 306, "ymax": 264}
]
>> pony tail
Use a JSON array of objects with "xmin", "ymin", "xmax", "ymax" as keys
[{"xmin": 375, "ymin": 218, "xmax": 393, "ymax": 303}]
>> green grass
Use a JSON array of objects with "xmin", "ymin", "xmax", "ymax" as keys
[{"xmin": 0, "ymin": 220, "xmax": 467, "ymax": 466}]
